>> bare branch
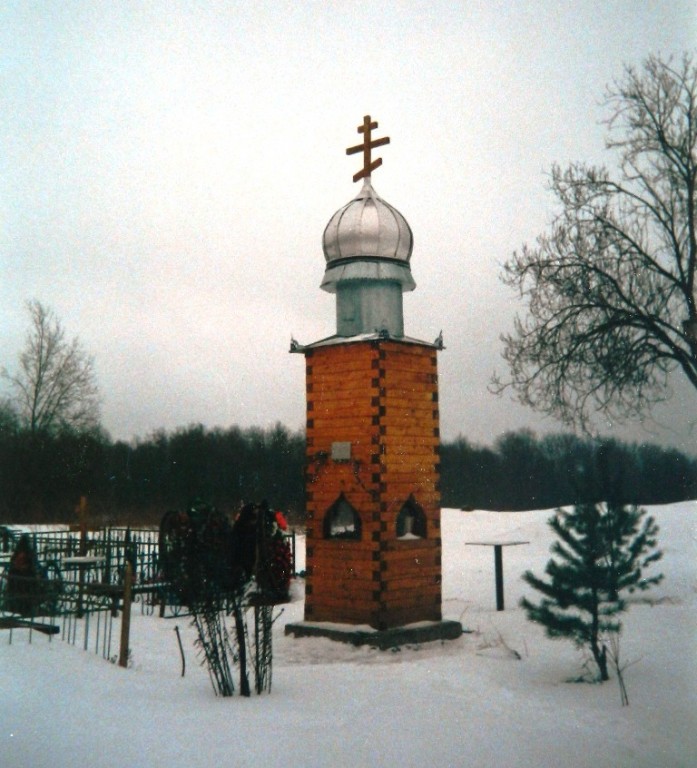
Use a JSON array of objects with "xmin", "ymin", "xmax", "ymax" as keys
[{"xmin": 497, "ymin": 54, "xmax": 697, "ymax": 429}]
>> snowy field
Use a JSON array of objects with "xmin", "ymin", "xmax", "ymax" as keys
[{"xmin": 1, "ymin": 502, "xmax": 695, "ymax": 768}]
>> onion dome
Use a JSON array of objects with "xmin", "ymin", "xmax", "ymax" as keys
[{"xmin": 320, "ymin": 179, "xmax": 415, "ymax": 294}]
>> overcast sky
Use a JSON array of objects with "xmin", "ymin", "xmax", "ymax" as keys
[{"xmin": 2, "ymin": 1, "xmax": 696, "ymax": 452}]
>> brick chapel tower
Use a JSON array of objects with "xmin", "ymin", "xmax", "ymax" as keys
[{"xmin": 287, "ymin": 116, "xmax": 461, "ymax": 643}]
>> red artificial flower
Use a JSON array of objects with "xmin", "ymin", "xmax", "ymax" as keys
[{"xmin": 275, "ymin": 510, "xmax": 288, "ymax": 531}]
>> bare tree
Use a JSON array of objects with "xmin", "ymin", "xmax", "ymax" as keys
[
  {"xmin": 494, "ymin": 54, "xmax": 697, "ymax": 431},
  {"xmin": 2, "ymin": 300, "xmax": 100, "ymax": 434}
]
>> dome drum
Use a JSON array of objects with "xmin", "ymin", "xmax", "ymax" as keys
[{"xmin": 336, "ymin": 280, "xmax": 405, "ymax": 337}]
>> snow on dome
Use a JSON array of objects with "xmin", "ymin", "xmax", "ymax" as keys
[{"xmin": 322, "ymin": 179, "xmax": 413, "ymax": 264}]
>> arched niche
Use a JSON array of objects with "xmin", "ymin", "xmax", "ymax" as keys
[
  {"xmin": 323, "ymin": 493, "xmax": 362, "ymax": 540},
  {"xmin": 396, "ymin": 495, "xmax": 427, "ymax": 539}
]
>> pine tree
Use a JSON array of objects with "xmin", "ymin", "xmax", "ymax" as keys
[{"xmin": 521, "ymin": 502, "xmax": 663, "ymax": 681}]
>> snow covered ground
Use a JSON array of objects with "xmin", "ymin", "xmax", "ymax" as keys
[{"xmin": 1, "ymin": 502, "xmax": 695, "ymax": 768}]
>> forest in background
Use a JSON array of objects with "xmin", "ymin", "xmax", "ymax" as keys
[
  {"xmin": 1, "ymin": 416, "xmax": 696, "ymax": 526},
  {"xmin": 440, "ymin": 430, "xmax": 697, "ymax": 511}
]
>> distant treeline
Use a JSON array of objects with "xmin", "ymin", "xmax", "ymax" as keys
[
  {"xmin": 440, "ymin": 430, "xmax": 697, "ymax": 510},
  {"xmin": 0, "ymin": 420, "xmax": 695, "ymax": 525},
  {"xmin": 0, "ymin": 423, "xmax": 305, "ymax": 525}
]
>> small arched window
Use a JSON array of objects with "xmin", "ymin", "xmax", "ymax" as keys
[
  {"xmin": 396, "ymin": 496, "xmax": 427, "ymax": 539},
  {"xmin": 323, "ymin": 493, "xmax": 362, "ymax": 540}
]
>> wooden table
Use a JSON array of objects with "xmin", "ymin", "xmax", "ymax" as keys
[{"xmin": 465, "ymin": 540, "xmax": 529, "ymax": 611}]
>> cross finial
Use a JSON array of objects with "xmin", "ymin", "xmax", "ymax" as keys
[{"xmin": 346, "ymin": 114, "xmax": 390, "ymax": 183}]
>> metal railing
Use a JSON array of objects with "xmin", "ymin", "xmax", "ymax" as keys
[{"xmin": 1, "ymin": 524, "xmax": 297, "ymax": 658}]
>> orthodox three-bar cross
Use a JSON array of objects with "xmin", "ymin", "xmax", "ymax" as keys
[{"xmin": 346, "ymin": 114, "xmax": 390, "ymax": 183}]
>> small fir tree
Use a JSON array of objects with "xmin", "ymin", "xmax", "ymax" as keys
[{"xmin": 521, "ymin": 502, "xmax": 663, "ymax": 681}]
